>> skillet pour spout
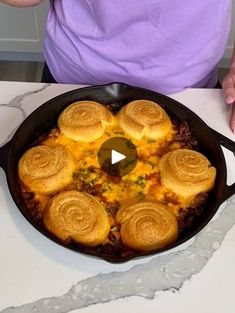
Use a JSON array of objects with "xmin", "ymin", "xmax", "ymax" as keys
[{"xmin": 0, "ymin": 82, "xmax": 235, "ymax": 263}]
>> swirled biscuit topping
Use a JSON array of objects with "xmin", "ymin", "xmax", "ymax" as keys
[
  {"xmin": 116, "ymin": 201, "xmax": 178, "ymax": 251},
  {"xmin": 159, "ymin": 149, "xmax": 216, "ymax": 198},
  {"xmin": 117, "ymin": 99, "xmax": 172, "ymax": 140},
  {"xmin": 18, "ymin": 145, "xmax": 75, "ymax": 194},
  {"xmin": 58, "ymin": 100, "xmax": 113, "ymax": 142},
  {"xmin": 43, "ymin": 190, "xmax": 110, "ymax": 246}
]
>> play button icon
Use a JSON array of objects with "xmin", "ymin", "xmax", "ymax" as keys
[
  {"xmin": 98, "ymin": 137, "xmax": 138, "ymax": 177},
  {"xmin": 111, "ymin": 150, "xmax": 126, "ymax": 164}
]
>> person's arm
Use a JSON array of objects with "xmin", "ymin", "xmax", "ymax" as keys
[
  {"xmin": 222, "ymin": 38, "xmax": 235, "ymax": 133},
  {"xmin": 0, "ymin": 0, "xmax": 43, "ymax": 7}
]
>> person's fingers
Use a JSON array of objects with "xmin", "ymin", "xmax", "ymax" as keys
[
  {"xmin": 230, "ymin": 103, "xmax": 235, "ymax": 133},
  {"xmin": 222, "ymin": 74, "xmax": 235, "ymax": 104}
]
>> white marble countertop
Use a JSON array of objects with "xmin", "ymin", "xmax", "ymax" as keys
[{"xmin": 0, "ymin": 81, "xmax": 235, "ymax": 313}]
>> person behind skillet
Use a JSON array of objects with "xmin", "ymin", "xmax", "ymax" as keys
[{"xmin": 2, "ymin": 0, "xmax": 235, "ymax": 132}]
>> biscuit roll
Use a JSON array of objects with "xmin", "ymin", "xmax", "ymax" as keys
[
  {"xmin": 159, "ymin": 149, "xmax": 216, "ymax": 198},
  {"xmin": 18, "ymin": 145, "xmax": 75, "ymax": 195},
  {"xmin": 58, "ymin": 101, "xmax": 113, "ymax": 142},
  {"xmin": 43, "ymin": 191, "xmax": 110, "ymax": 246},
  {"xmin": 116, "ymin": 201, "xmax": 178, "ymax": 251},
  {"xmin": 117, "ymin": 99, "xmax": 172, "ymax": 140}
]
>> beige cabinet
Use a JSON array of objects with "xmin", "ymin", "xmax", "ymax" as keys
[{"xmin": 0, "ymin": 1, "xmax": 49, "ymax": 54}]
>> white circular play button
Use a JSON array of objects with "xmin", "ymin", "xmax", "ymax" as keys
[{"xmin": 98, "ymin": 137, "xmax": 138, "ymax": 177}]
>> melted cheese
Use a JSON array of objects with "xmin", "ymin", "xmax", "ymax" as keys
[{"xmin": 36, "ymin": 117, "xmax": 199, "ymax": 220}]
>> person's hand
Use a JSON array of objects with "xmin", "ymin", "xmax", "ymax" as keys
[{"xmin": 222, "ymin": 69, "xmax": 235, "ymax": 133}]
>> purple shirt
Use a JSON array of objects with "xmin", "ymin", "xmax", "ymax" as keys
[{"xmin": 44, "ymin": 0, "xmax": 231, "ymax": 94}]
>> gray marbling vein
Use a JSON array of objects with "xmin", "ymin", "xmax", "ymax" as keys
[
  {"xmin": 0, "ymin": 84, "xmax": 49, "ymax": 147},
  {"xmin": 1, "ymin": 198, "xmax": 235, "ymax": 313}
]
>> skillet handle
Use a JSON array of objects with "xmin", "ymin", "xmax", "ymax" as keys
[
  {"xmin": 212, "ymin": 129, "xmax": 235, "ymax": 202},
  {"xmin": 0, "ymin": 140, "xmax": 11, "ymax": 172}
]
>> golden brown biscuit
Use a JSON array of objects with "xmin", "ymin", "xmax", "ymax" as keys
[
  {"xmin": 159, "ymin": 149, "xmax": 216, "ymax": 198},
  {"xmin": 117, "ymin": 99, "xmax": 172, "ymax": 140},
  {"xmin": 58, "ymin": 100, "xmax": 113, "ymax": 142},
  {"xmin": 18, "ymin": 145, "xmax": 75, "ymax": 195},
  {"xmin": 116, "ymin": 201, "xmax": 178, "ymax": 251},
  {"xmin": 43, "ymin": 191, "xmax": 110, "ymax": 246}
]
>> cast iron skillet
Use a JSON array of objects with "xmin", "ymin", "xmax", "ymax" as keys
[{"xmin": 0, "ymin": 83, "xmax": 235, "ymax": 263}]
